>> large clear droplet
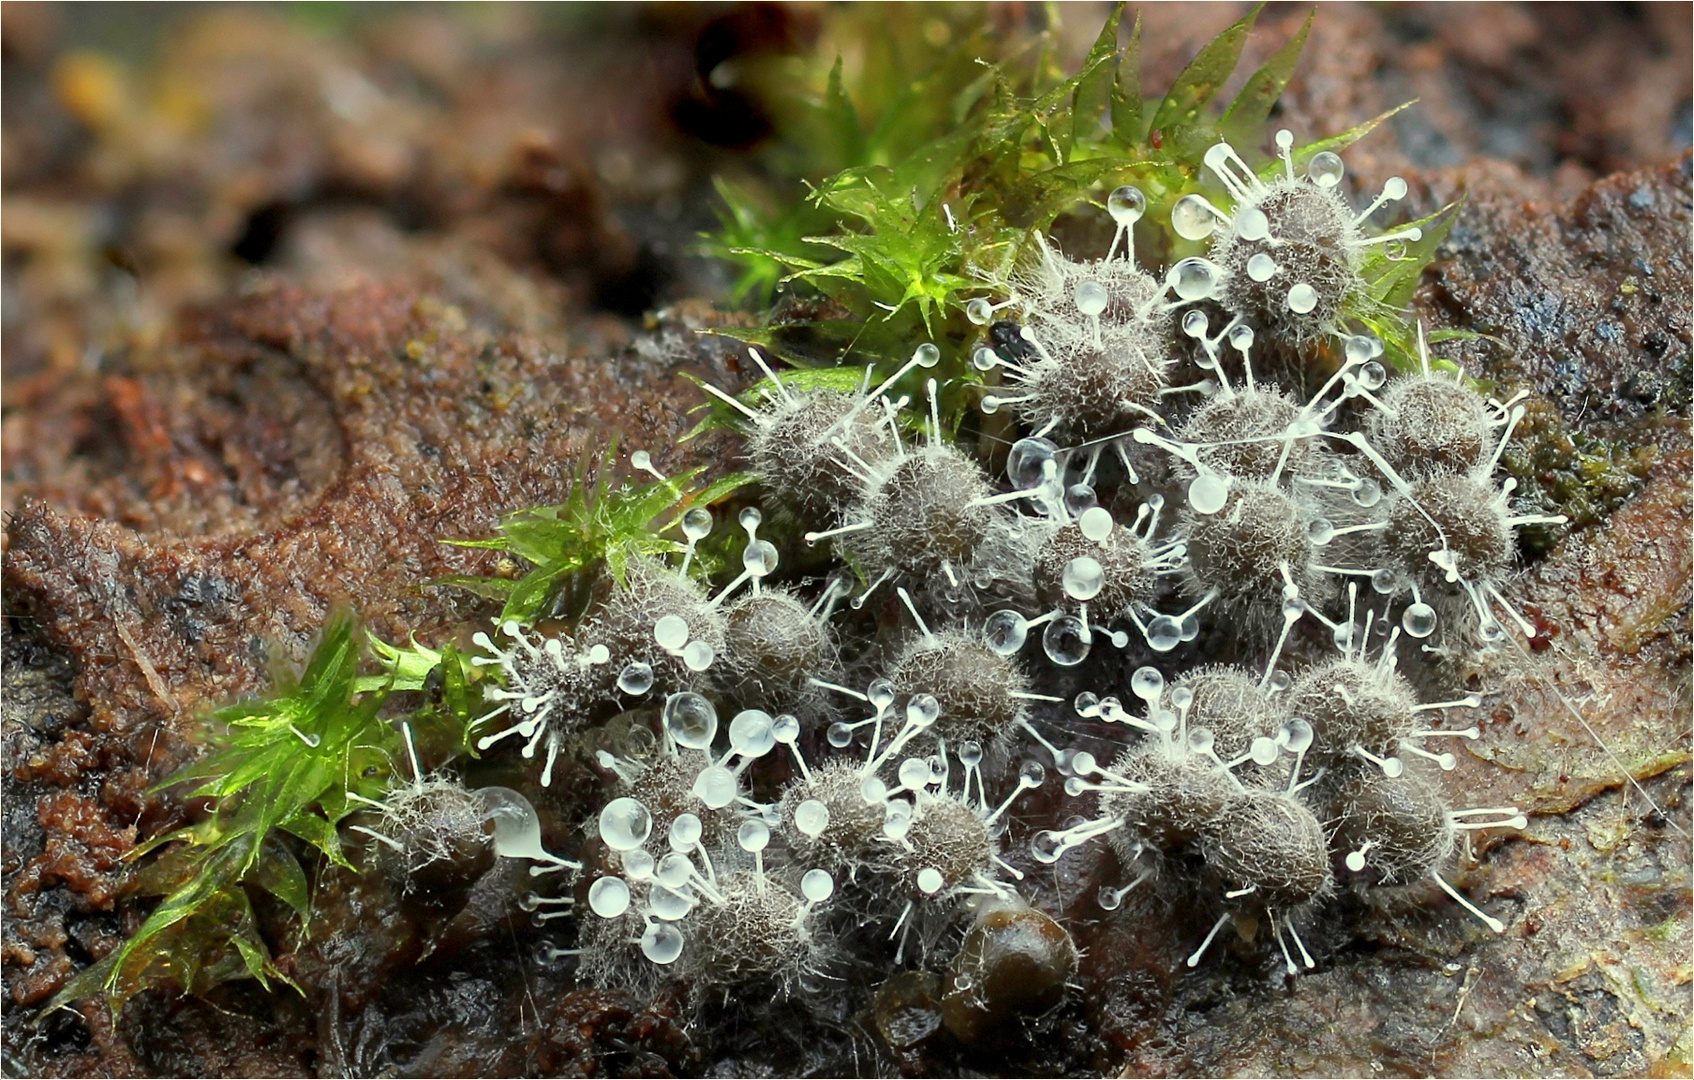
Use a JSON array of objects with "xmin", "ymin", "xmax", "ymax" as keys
[
  {"xmin": 1402, "ymin": 602, "xmax": 1438, "ymax": 638},
  {"xmin": 656, "ymin": 852, "xmax": 693, "ymax": 888},
  {"xmin": 1187, "ymin": 727, "xmax": 1214, "ymax": 755},
  {"xmin": 653, "ymin": 614, "xmax": 690, "ymax": 652},
  {"xmin": 623, "ymin": 849, "xmax": 655, "ymax": 880},
  {"xmin": 649, "ymin": 885, "xmax": 694, "ymax": 923},
  {"xmin": 692, "ymin": 764, "xmax": 738, "ymax": 809},
  {"xmin": 588, "ymin": 876, "xmax": 631, "ymax": 919},
  {"xmin": 1169, "ymin": 257, "xmax": 1221, "ymax": 302},
  {"xmin": 1074, "ymin": 691, "xmax": 1100, "ymax": 718},
  {"xmin": 1352, "ymin": 477, "xmax": 1382, "ymax": 508},
  {"xmin": 738, "ymin": 819, "xmax": 771, "ymax": 853},
  {"xmin": 682, "ymin": 639, "xmax": 715, "ymax": 672},
  {"xmin": 669, "ymin": 813, "xmax": 702, "ymax": 852},
  {"xmin": 966, "ymin": 298, "xmax": 994, "ymax": 326},
  {"xmin": 983, "ymin": 609, "xmax": 1029, "ymax": 656},
  {"xmin": 1383, "ymin": 176, "xmax": 1408, "ymax": 201},
  {"xmin": 641, "ymin": 921, "xmax": 685, "ymax": 964},
  {"xmin": 479, "ymin": 787, "xmax": 547, "ymax": 860},
  {"xmin": 617, "ymin": 661, "xmax": 655, "ymax": 695},
  {"xmin": 728, "ymin": 709, "xmax": 776, "ymax": 758},
  {"xmin": 1130, "ymin": 666, "xmax": 1164, "ymax": 702},
  {"xmin": 1280, "ymin": 718, "xmax": 1314, "ymax": 754},
  {"xmin": 1344, "ymin": 335, "xmax": 1379, "ymax": 365},
  {"xmin": 826, "ymin": 722, "xmax": 853, "ymax": 748},
  {"xmin": 868, "ymin": 678, "xmax": 896, "ymax": 710},
  {"xmin": 1107, "ymin": 185, "xmax": 1146, "ymax": 225},
  {"xmin": 917, "ymin": 867, "xmax": 945, "ymax": 895},
  {"xmin": 1307, "ymin": 151, "xmax": 1345, "ymax": 188},
  {"xmin": 972, "ymin": 345, "xmax": 999, "ymax": 371},
  {"xmin": 958, "ymin": 740, "xmax": 983, "ymax": 767},
  {"xmin": 1228, "ymin": 324, "xmax": 1255, "ymax": 352},
  {"xmin": 1250, "ymin": 736, "xmax": 1280, "ymax": 766},
  {"xmin": 1066, "ymin": 483, "xmax": 1098, "ymax": 515},
  {"xmin": 1008, "ymin": 437, "xmax": 1058, "ymax": 489},
  {"xmin": 772, "ymin": 713, "xmax": 800, "ymax": 743},
  {"xmin": 898, "ymin": 757, "xmax": 931, "ymax": 791},
  {"xmin": 1062, "ymin": 556, "xmax": 1105, "ymax": 601},
  {"xmin": 795, "ymin": 799, "xmax": 830, "ymax": 838},
  {"xmin": 1247, "ymin": 252, "xmax": 1278, "ymax": 282},
  {"xmin": 1073, "ymin": 280, "xmax": 1109, "ymax": 317},
  {"xmin": 1187, "ymin": 472, "xmax": 1230, "ymax": 514},
  {"xmin": 1287, "ymin": 283, "xmax": 1319, "ymax": 314},
  {"xmin": 663, "ymin": 691, "xmax": 718, "ymax": 749},
  {"xmin": 1234, "ymin": 205, "xmax": 1271, "ymax": 242},
  {"xmin": 1145, "ymin": 616, "xmax": 1182, "ymax": 652},
  {"xmin": 599, "ymin": 797, "xmax": 653, "ymax": 851},
  {"xmin": 913, "ymin": 343, "xmax": 941, "ymax": 368},
  {"xmin": 801, "ymin": 868, "xmax": 835, "ymax": 903},
  {"xmin": 743, "ymin": 539, "xmax": 779, "ymax": 576},
  {"xmin": 1182, "ymin": 308, "xmax": 1210, "ymax": 339},
  {"xmin": 1042, "ymin": 615, "xmax": 1091, "ymax": 666},
  {"xmin": 1358, "ymin": 361, "xmax": 1387, "ymax": 391},
  {"xmin": 1079, "ymin": 506, "xmax": 1115, "ymax": 542},
  {"xmin": 1307, "ymin": 517, "xmax": 1335, "ymax": 545},
  {"xmin": 1171, "ymin": 194, "xmax": 1217, "ymax": 241},
  {"xmin": 1370, "ymin": 568, "xmax": 1399, "ymax": 595},
  {"xmin": 682, "ymin": 507, "xmax": 713, "ymax": 541},
  {"xmin": 907, "ymin": 693, "xmax": 941, "ymax": 727}
]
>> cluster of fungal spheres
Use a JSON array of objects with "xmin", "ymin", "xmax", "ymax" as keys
[{"xmin": 429, "ymin": 131, "xmax": 1557, "ymax": 1047}]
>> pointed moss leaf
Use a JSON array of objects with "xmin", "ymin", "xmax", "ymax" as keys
[
  {"xmin": 1366, "ymin": 199, "xmax": 1461, "ymax": 308},
  {"xmin": 1291, "ymin": 100, "xmax": 1416, "ymax": 171},
  {"xmin": 229, "ymin": 934, "xmax": 277, "ymax": 993},
  {"xmin": 1109, "ymin": 12, "xmax": 1144, "ymax": 144},
  {"xmin": 1071, "ymin": 4, "xmax": 1125, "ymax": 147},
  {"xmin": 1220, "ymin": 10, "xmax": 1312, "ymax": 143},
  {"xmin": 248, "ymin": 841, "xmax": 311, "ymax": 921},
  {"xmin": 357, "ymin": 633, "xmax": 443, "ymax": 694},
  {"xmin": 822, "ymin": 56, "xmax": 867, "ymax": 166},
  {"xmin": 1147, "ymin": 4, "xmax": 1258, "ymax": 142}
]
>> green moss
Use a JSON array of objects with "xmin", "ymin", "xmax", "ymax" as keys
[{"xmin": 1503, "ymin": 396, "xmax": 1657, "ymax": 553}]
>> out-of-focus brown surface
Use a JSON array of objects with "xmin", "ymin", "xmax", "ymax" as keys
[{"xmin": 3, "ymin": 4, "xmax": 1689, "ymax": 1077}]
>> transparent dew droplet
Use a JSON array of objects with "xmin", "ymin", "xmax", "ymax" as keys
[
  {"xmin": 1008, "ymin": 437, "xmax": 1059, "ymax": 489},
  {"xmin": 641, "ymin": 921, "xmax": 686, "ymax": 963},
  {"xmin": 654, "ymin": 614, "xmax": 690, "ymax": 652},
  {"xmin": 1020, "ymin": 760, "xmax": 1047, "ymax": 787},
  {"xmin": 1042, "ymin": 615, "xmax": 1091, "ymax": 666},
  {"xmin": 1250, "ymin": 736, "xmax": 1280, "ymax": 766},
  {"xmin": 907, "ymin": 693, "xmax": 941, "ymax": 727},
  {"xmin": 1280, "ymin": 718, "xmax": 1314, "ymax": 754},
  {"xmin": 980, "ymin": 395, "xmax": 1002, "ymax": 415},
  {"xmin": 1074, "ymin": 691, "xmax": 1101, "ymax": 718},
  {"xmin": 1171, "ymin": 194, "xmax": 1217, "ymax": 241},
  {"xmin": 692, "ymin": 764, "xmax": 738, "ymax": 809},
  {"xmin": 983, "ymin": 609, "xmax": 1029, "ymax": 656},
  {"xmin": 1268, "ymin": 670, "xmax": 1293, "ymax": 693},
  {"xmin": 1351, "ymin": 477, "xmax": 1382, "ymax": 508},
  {"xmin": 1107, "ymin": 185, "xmax": 1146, "ymax": 225},
  {"xmin": 1228, "ymin": 324, "xmax": 1255, "ymax": 352},
  {"xmin": 1402, "ymin": 602, "xmax": 1438, "ymax": 638},
  {"xmin": 1246, "ymin": 252, "xmax": 1279, "ymax": 282},
  {"xmin": 1287, "ymin": 282, "xmax": 1319, "ymax": 314},
  {"xmin": 1307, "ymin": 151, "xmax": 1345, "ymax": 188},
  {"xmin": 861, "ymin": 776, "xmax": 888, "ymax": 805},
  {"xmin": 1187, "ymin": 472, "xmax": 1230, "ymax": 514},
  {"xmin": 917, "ymin": 867, "xmax": 945, "ymax": 895},
  {"xmin": 801, "ymin": 868, "xmax": 836, "ymax": 903},
  {"xmin": 1182, "ymin": 308, "xmax": 1210, "ymax": 339},
  {"xmin": 1359, "ymin": 361, "xmax": 1387, "ymax": 391},
  {"xmin": 618, "ymin": 661, "xmax": 655, "ymax": 695},
  {"xmin": 599, "ymin": 797, "xmax": 653, "ymax": 851},
  {"xmin": 868, "ymin": 678, "xmax": 896, "ymax": 710},
  {"xmin": 1065, "ymin": 776, "xmax": 1087, "ymax": 797},
  {"xmin": 681, "ymin": 507, "xmax": 714, "ymax": 541},
  {"xmin": 1169, "ymin": 257, "xmax": 1221, "ymax": 301},
  {"xmin": 966, "ymin": 298, "xmax": 994, "ymax": 325},
  {"xmin": 1234, "ymin": 205, "xmax": 1271, "ymax": 242},
  {"xmin": 1307, "ymin": 517, "xmax": 1336, "ymax": 546},
  {"xmin": 623, "ymin": 848, "xmax": 656, "ymax": 880},
  {"xmin": 914, "ymin": 342, "xmax": 942, "ymax": 368},
  {"xmin": 972, "ymin": 345, "xmax": 999, "ymax": 371},
  {"xmin": 743, "ymin": 539, "xmax": 779, "ymax": 576},
  {"xmin": 588, "ymin": 875, "xmax": 631, "ymax": 919},
  {"xmin": 1031, "ymin": 831, "xmax": 1064, "ymax": 864},
  {"xmin": 1073, "ymin": 279, "xmax": 1110, "ymax": 317},
  {"xmin": 669, "ymin": 813, "xmax": 703, "ymax": 852},
  {"xmin": 1187, "ymin": 726, "xmax": 1215, "ymax": 756},
  {"xmin": 1383, "ymin": 176, "xmax": 1408, "ymax": 201},
  {"xmin": 1079, "ymin": 506, "xmax": 1115, "ymax": 543},
  {"xmin": 1071, "ymin": 750, "xmax": 1098, "ymax": 776},
  {"xmin": 826, "ymin": 722, "xmax": 853, "ymax": 749},
  {"xmin": 1145, "ymin": 615, "xmax": 1182, "ymax": 652},
  {"xmin": 1370, "ymin": 568, "xmax": 1400, "ymax": 595},
  {"xmin": 1062, "ymin": 556, "xmax": 1105, "ymax": 601},
  {"xmin": 772, "ymin": 713, "xmax": 801, "ymax": 744},
  {"xmin": 479, "ymin": 786, "xmax": 546, "ymax": 859},
  {"xmin": 663, "ymin": 691, "xmax": 718, "ymax": 749},
  {"xmin": 958, "ymin": 740, "xmax": 983, "ymax": 767},
  {"xmin": 739, "ymin": 506, "xmax": 762, "ymax": 531},
  {"xmin": 1344, "ymin": 335, "xmax": 1379, "ymax": 365},
  {"xmin": 729, "ymin": 709, "xmax": 777, "ymax": 758},
  {"xmin": 656, "ymin": 852, "xmax": 693, "ymax": 889},
  {"xmin": 1066, "ymin": 483, "xmax": 1098, "ymax": 514},
  {"xmin": 1130, "ymin": 666, "xmax": 1164, "ymax": 702},
  {"xmin": 795, "ymin": 799, "xmax": 830, "ymax": 838},
  {"xmin": 682, "ymin": 639, "xmax": 715, "ymax": 672},
  {"xmin": 738, "ymin": 818, "xmax": 771, "ymax": 853},
  {"xmin": 898, "ymin": 757, "xmax": 931, "ymax": 791},
  {"xmin": 1179, "ymin": 613, "xmax": 1201, "ymax": 642}
]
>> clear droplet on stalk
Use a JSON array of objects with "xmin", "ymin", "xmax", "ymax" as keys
[
  {"xmin": 599, "ymin": 797, "xmax": 653, "ymax": 851},
  {"xmin": 984, "ymin": 610, "xmax": 1029, "ymax": 656},
  {"xmin": 1042, "ymin": 615, "xmax": 1091, "ymax": 666},
  {"xmin": 1169, "ymin": 258, "xmax": 1221, "ymax": 302},
  {"xmin": 1307, "ymin": 517, "xmax": 1336, "ymax": 545},
  {"xmin": 913, "ymin": 343, "xmax": 941, "ymax": 368},
  {"xmin": 907, "ymin": 693, "xmax": 941, "ymax": 727},
  {"xmin": 729, "ymin": 709, "xmax": 776, "ymax": 758},
  {"xmin": 1079, "ymin": 506, "xmax": 1115, "ymax": 542},
  {"xmin": 1352, "ymin": 477, "xmax": 1382, "ymax": 508},
  {"xmin": 966, "ymin": 298, "xmax": 994, "ymax": 325},
  {"xmin": 1062, "ymin": 556, "xmax": 1105, "ymax": 601},
  {"xmin": 1107, "ymin": 185, "xmax": 1146, "ymax": 225},
  {"xmin": 1287, "ymin": 283, "xmax": 1319, "ymax": 314},
  {"xmin": 654, "ymin": 615, "xmax": 690, "ymax": 652},
  {"xmin": 641, "ymin": 922, "xmax": 685, "ymax": 964},
  {"xmin": 737, "ymin": 819, "xmax": 771, "ymax": 853},
  {"xmin": 663, "ymin": 692, "xmax": 718, "ymax": 749},
  {"xmin": 1307, "ymin": 151, "xmax": 1345, "ymax": 188},
  {"xmin": 802, "ymin": 868, "xmax": 835, "ymax": 902},
  {"xmin": 795, "ymin": 799, "xmax": 830, "ymax": 838},
  {"xmin": 682, "ymin": 640, "xmax": 715, "ymax": 672},
  {"xmin": 1402, "ymin": 603, "xmax": 1438, "ymax": 638},
  {"xmin": 618, "ymin": 661, "xmax": 655, "ymax": 695},
  {"xmin": 588, "ymin": 876, "xmax": 631, "ymax": 918},
  {"xmin": 1187, "ymin": 472, "xmax": 1230, "ymax": 514},
  {"xmin": 1073, "ymin": 280, "xmax": 1109, "ymax": 316},
  {"xmin": 1171, "ymin": 194, "xmax": 1217, "ymax": 241},
  {"xmin": 972, "ymin": 346, "xmax": 999, "ymax": 371},
  {"xmin": 1008, "ymin": 437, "xmax": 1058, "ymax": 489},
  {"xmin": 681, "ymin": 507, "xmax": 713, "ymax": 540},
  {"xmin": 1234, "ymin": 205, "xmax": 1270, "ymax": 242},
  {"xmin": 1145, "ymin": 616, "xmax": 1182, "ymax": 652},
  {"xmin": 1247, "ymin": 252, "xmax": 1278, "ymax": 282},
  {"xmin": 669, "ymin": 813, "xmax": 702, "ymax": 852},
  {"xmin": 692, "ymin": 764, "xmax": 738, "ymax": 809}
]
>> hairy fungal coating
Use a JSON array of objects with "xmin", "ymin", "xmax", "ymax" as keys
[
  {"xmin": 1199, "ymin": 789, "xmax": 1334, "ymax": 911},
  {"xmin": 1033, "ymin": 519, "xmax": 1157, "ymax": 620},
  {"xmin": 1284, "ymin": 658, "xmax": 1418, "ymax": 759},
  {"xmin": 719, "ymin": 588, "xmax": 837, "ymax": 709},
  {"xmin": 370, "ymin": 779, "xmax": 495, "ymax": 900},
  {"xmin": 595, "ymin": 557, "xmax": 727, "ymax": 688},
  {"xmin": 747, "ymin": 389, "xmax": 892, "ymax": 523},
  {"xmin": 1323, "ymin": 766, "xmax": 1454, "ymax": 887},
  {"xmin": 682, "ymin": 871, "xmax": 816, "ymax": 986},
  {"xmin": 626, "ymin": 749, "xmax": 738, "ymax": 848},
  {"xmin": 1369, "ymin": 377, "xmax": 1494, "ymax": 479},
  {"xmin": 1099, "ymin": 744, "xmax": 1236, "ymax": 858},
  {"xmin": 1011, "ymin": 345, "xmax": 1167, "ymax": 443},
  {"xmin": 1378, "ymin": 472, "xmax": 1514, "ymax": 588},
  {"xmin": 892, "ymin": 795, "xmax": 998, "ymax": 897},
  {"xmin": 1181, "ymin": 481, "xmax": 1332, "ymax": 611},
  {"xmin": 1213, "ymin": 182, "xmax": 1361, "ymax": 343},
  {"xmin": 779, "ymin": 760, "xmax": 886, "ymax": 876},
  {"xmin": 887, "ymin": 630, "xmax": 1029, "ymax": 752},
  {"xmin": 1177, "ymin": 665, "xmax": 1281, "ymax": 761},
  {"xmin": 1178, "ymin": 387, "xmax": 1326, "ymax": 482},
  {"xmin": 855, "ymin": 444, "xmax": 1004, "ymax": 585}
]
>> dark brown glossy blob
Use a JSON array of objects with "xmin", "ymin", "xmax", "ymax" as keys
[{"xmin": 940, "ymin": 899, "xmax": 1078, "ymax": 1046}]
